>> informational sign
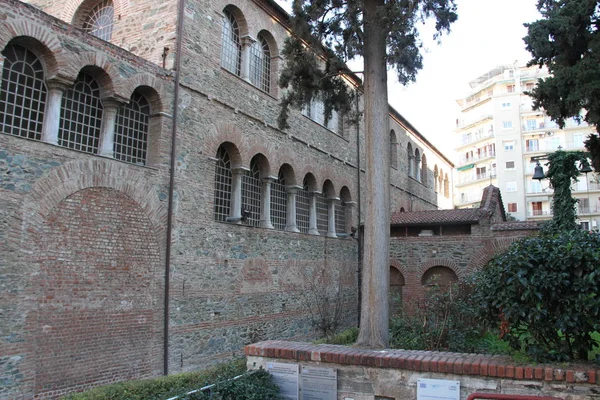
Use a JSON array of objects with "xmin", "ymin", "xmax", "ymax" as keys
[
  {"xmin": 266, "ymin": 362, "xmax": 300, "ymax": 400},
  {"xmin": 417, "ymin": 378, "xmax": 460, "ymax": 400},
  {"xmin": 301, "ymin": 366, "xmax": 337, "ymax": 400}
]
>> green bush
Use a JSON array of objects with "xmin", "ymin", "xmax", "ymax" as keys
[
  {"xmin": 314, "ymin": 327, "xmax": 359, "ymax": 345},
  {"xmin": 60, "ymin": 358, "xmax": 280, "ymax": 400},
  {"xmin": 184, "ymin": 368, "xmax": 281, "ymax": 399},
  {"xmin": 389, "ymin": 281, "xmax": 484, "ymax": 353},
  {"xmin": 475, "ymin": 230, "xmax": 600, "ymax": 362}
]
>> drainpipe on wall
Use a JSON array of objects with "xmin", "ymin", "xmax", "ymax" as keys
[{"xmin": 164, "ymin": 0, "xmax": 186, "ymax": 377}]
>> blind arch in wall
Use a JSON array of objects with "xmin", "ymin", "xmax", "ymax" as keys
[{"xmin": 0, "ymin": 44, "xmax": 47, "ymax": 140}]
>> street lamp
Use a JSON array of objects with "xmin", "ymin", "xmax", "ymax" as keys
[{"xmin": 580, "ymin": 161, "xmax": 593, "ymax": 230}]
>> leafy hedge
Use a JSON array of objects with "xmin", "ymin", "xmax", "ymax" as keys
[
  {"xmin": 475, "ymin": 230, "xmax": 600, "ymax": 362},
  {"xmin": 61, "ymin": 358, "xmax": 281, "ymax": 400}
]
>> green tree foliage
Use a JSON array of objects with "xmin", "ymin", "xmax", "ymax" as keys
[
  {"xmin": 475, "ymin": 230, "xmax": 600, "ymax": 362},
  {"xmin": 542, "ymin": 150, "xmax": 591, "ymax": 232},
  {"xmin": 523, "ymin": 0, "xmax": 600, "ymax": 170},
  {"xmin": 279, "ymin": 0, "xmax": 457, "ymax": 349}
]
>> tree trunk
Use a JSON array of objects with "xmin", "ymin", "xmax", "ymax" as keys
[{"xmin": 355, "ymin": 0, "xmax": 390, "ymax": 349}]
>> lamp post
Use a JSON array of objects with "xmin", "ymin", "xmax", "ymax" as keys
[{"xmin": 580, "ymin": 162, "xmax": 593, "ymax": 230}]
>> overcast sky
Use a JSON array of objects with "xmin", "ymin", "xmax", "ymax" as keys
[{"xmin": 385, "ymin": 0, "xmax": 542, "ymax": 160}]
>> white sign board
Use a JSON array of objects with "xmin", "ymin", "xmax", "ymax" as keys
[
  {"xmin": 267, "ymin": 362, "xmax": 300, "ymax": 400},
  {"xmin": 417, "ymin": 378, "xmax": 460, "ymax": 400},
  {"xmin": 301, "ymin": 366, "xmax": 337, "ymax": 400}
]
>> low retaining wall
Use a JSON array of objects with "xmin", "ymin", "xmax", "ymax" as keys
[{"xmin": 245, "ymin": 341, "xmax": 599, "ymax": 400}]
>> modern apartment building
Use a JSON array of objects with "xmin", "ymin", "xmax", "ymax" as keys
[{"xmin": 454, "ymin": 64, "xmax": 599, "ymax": 230}]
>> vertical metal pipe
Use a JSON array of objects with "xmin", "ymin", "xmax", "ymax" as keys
[{"xmin": 355, "ymin": 89, "xmax": 362, "ymax": 327}]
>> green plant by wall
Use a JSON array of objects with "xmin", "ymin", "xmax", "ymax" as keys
[
  {"xmin": 475, "ymin": 230, "xmax": 600, "ymax": 362},
  {"xmin": 389, "ymin": 281, "xmax": 484, "ymax": 353}
]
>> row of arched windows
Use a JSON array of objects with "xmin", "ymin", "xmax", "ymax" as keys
[
  {"xmin": 0, "ymin": 42, "xmax": 155, "ymax": 166},
  {"xmin": 214, "ymin": 142, "xmax": 354, "ymax": 237}
]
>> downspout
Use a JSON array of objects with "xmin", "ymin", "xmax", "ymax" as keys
[
  {"xmin": 164, "ymin": 0, "xmax": 186, "ymax": 376},
  {"xmin": 355, "ymin": 89, "xmax": 362, "ymax": 327}
]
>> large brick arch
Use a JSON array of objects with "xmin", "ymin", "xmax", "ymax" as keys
[
  {"xmin": 121, "ymin": 73, "xmax": 170, "ymax": 113},
  {"xmin": 27, "ymin": 187, "xmax": 163, "ymax": 397},
  {"xmin": 466, "ymin": 237, "xmax": 517, "ymax": 274}
]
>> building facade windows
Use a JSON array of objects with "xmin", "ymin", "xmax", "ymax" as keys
[
  {"xmin": 507, "ymin": 202, "xmax": 517, "ymax": 213},
  {"xmin": 503, "ymin": 140, "xmax": 515, "ymax": 151},
  {"xmin": 249, "ymin": 34, "xmax": 271, "ymax": 93},
  {"xmin": 214, "ymin": 146, "xmax": 233, "ymax": 221},
  {"xmin": 114, "ymin": 91, "xmax": 149, "ymax": 165},
  {"xmin": 58, "ymin": 72, "xmax": 103, "ymax": 154},
  {"xmin": 242, "ymin": 159, "xmax": 262, "ymax": 227},
  {"xmin": 505, "ymin": 161, "xmax": 515, "ymax": 170},
  {"xmin": 0, "ymin": 44, "xmax": 47, "ymax": 140},
  {"xmin": 82, "ymin": 0, "xmax": 114, "ymax": 41},
  {"xmin": 221, "ymin": 9, "xmax": 242, "ymax": 76},
  {"xmin": 296, "ymin": 179, "xmax": 311, "ymax": 233},
  {"xmin": 502, "ymin": 120, "xmax": 512, "ymax": 129},
  {"xmin": 270, "ymin": 171, "xmax": 287, "ymax": 230}
]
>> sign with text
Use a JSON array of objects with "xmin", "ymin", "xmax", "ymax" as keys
[
  {"xmin": 267, "ymin": 362, "xmax": 299, "ymax": 400},
  {"xmin": 301, "ymin": 366, "xmax": 337, "ymax": 400},
  {"xmin": 417, "ymin": 378, "xmax": 460, "ymax": 400}
]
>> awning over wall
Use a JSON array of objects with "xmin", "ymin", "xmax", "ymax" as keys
[{"xmin": 457, "ymin": 163, "xmax": 475, "ymax": 171}]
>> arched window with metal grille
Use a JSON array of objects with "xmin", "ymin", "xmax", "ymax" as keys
[
  {"xmin": 58, "ymin": 72, "xmax": 103, "ymax": 154},
  {"xmin": 242, "ymin": 159, "xmax": 261, "ymax": 227},
  {"xmin": 335, "ymin": 201, "xmax": 346, "ymax": 234},
  {"xmin": 316, "ymin": 190, "xmax": 329, "ymax": 236},
  {"xmin": 214, "ymin": 146, "xmax": 232, "ymax": 221},
  {"xmin": 407, "ymin": 142, "xmax": 414, "ymax": 178},
  {"xmin": 0, "ymin": 44, "xmax": 47, "ymax": 140},
  {"xmin": 82, "ymin": 0, "xmax": 114, "ymax": 41},
  {"xmin": 390, "ymin": 130, "xmax": 398, "ymax": 169},
  {"xmin": 114, "ymin": 91, "xmax": 149, "ymax": 165},
  {"xmin": 270, "ymin": 171, "xmax": 287, "ymax": 230},
  {"xmin": 221, "ymin": 9, "xmax": 241, "ymax": 76},
  {"xmin": 249, "ymin": 34, "xmax": 271, "ymax": 92},
  {"xmin": 296, "ymin": 177, "xmax": 310, "ymax": 233}
]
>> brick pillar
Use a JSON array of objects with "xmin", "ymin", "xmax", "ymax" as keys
[
  {"xmin": 285, "ymin": 185, "xmax": 301, "ymax": 233},
  {"xmin": 41, "ymin": 80, "xmax": 70, "ymax": 145},
  {"xmin": 260, "ymin": 176, "xmax": 275, "ymax": 229}
]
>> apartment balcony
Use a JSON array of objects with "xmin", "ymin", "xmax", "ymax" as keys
[
  {"xmin": 458, "ymin": 151, "xmax": 496, "ymax": 166},
  {"xmin": 456, "ymin": 171, "xmax": 497, "ymax": 187},
  {"xmin": 456, "ymin": 114, "xmax": 493, "ymax": 130},
  {"xmin": 458, "ymin": 130, "xmax": 494, "ymax": 147},
  {"xmin": 527, "ymin": 210, "xmax": 552, "ymax": 217},
  {"xmin": 526, "ymin": 188, "xmax": 553, "ymax": 195},
  {"xmin": 577, "ymin": 206, "xmax": 600, "ymax": 214}
]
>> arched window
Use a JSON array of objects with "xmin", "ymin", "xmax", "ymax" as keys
[
  {"xmin": 390, "ymin": 130, "xmax": 398, "ymax": 169},
  {"xmin": 316, "ymin": 184, "xmax": 329, "ymax": 235},
  {"xmin": 421, "ymin": 154, "xmax": 428, "ymax": 185},
  {"xmin": 336, "ymin": 186, "xmax": 351, "ymax": 234},
  {"xmin": 0, "ymin": 44, "xmax": 47, "ymax": 140},
  {"xmin": 58, "ymin": 72, "xmax": 103, "ymax": 154},
  {"xmin": 250, "ymin": 34, "xmax": 270, "ymax": 92},
  {"xmin": 271, "ymin": 171, "xmax": 287, "ymax": 230},
  {"xmin": 390, "ymin": 266, "xmax": 405, "ymax": 316},
  {"xmin": 82, "ymin": 0, "xmax": 114, "ymax": 41},
  {"xmin": 407, "ymin": 143, "xmax": 414, "ymax": 178},
  {"xmin": 415, "ymin": 149, "xmax": 421, "ymax": 181},
  {"xmin": 114, "ymin": 91, "xmax": 149, "ymax": 165},
  {"xmin": 444, "ymin": 173, "xmax": 450, "ymax": 198},
  {"xmin": 221, "ymin": 9, "xmax": 241, "ymax": 76},
  {"xmin": 433, "ymin": 165, "xmax": 439, "ymax": 193},
  {"xmin": 242, "ymin": 158, "xmax": 261, "ymax": 227},
  {"xmin": 214, "ymin": 146, "xmax": 232, "ymax": 221},
  {"xmin": 296, "ymin": 177, "xmax": 311, "ymax": 233}
]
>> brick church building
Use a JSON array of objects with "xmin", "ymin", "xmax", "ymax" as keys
[{"xmin": 0, "ymin": 0, "xmax": 509, "ymax": 397}]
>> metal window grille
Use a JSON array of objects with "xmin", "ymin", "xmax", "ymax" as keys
[
  {"xmin": 114, "ymin": 91, "xmax": 149, "ymax": 165},
  {"xmin": 83, "ymin": 0, "xmax": 114, "ymax": 41},
  {"xmin": 270, "ymin": 172, "xmax": 287, "ymax": 230},
  {"xmin": 296, "ymin": 181, "xmax": 310, "ymax": 233},
  {"xmin": 214, "ymin": 146, "xmax": 232, "ymax": 221},
  {"xmin": 242, "ymin": 161, "xmax": 261, "ymax": 227},
  {"xmin": 58, "ymin": 73, "xmax": 103, "ymax": 154},
  {"xmin": 250, "ymin": 36, "xmax": 270, "ymax": 92},
  {"xmin": 221, "ymin": 10, "xmax": 241, "ymax": 76},
  {"xmin": 303, "ymin": 99, "xmax": 340, "ymax": 134},
  {"xmin": 335, "ymin": 202, "xmax": 346, "ymax": 234},
  {"xmin": 316, "ymin": 193, "xmax": 329, "ymax": 235},
  {"xmin": 0, "ymin": 44, "xmax": 46, "ymax": 140}
]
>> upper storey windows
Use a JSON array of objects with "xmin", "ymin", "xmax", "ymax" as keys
[
  {"xmin": 250, "ymin": 35, "xmax": 271, "ymax": 93},
  {"xmin": 221, "ymin": 9, "xmax": 242, "ymax": 76},
  {"xmin": 77, "ymin": 0, "xmax": 115, "ymax": 41}
]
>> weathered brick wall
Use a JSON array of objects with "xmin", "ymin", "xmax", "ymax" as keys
[{"xmin": 246, "ymin": 341, "xmax": 600, "ymax": 400}]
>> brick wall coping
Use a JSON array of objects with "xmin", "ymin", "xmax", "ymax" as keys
[{"xmin": 245, "ymin": 341, "xmax": 598, "ymax": 384}]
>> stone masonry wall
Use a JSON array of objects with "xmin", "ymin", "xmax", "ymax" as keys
[{"xmin": 246, "ymin": 341, "xmax": 600, "ymax": 400}]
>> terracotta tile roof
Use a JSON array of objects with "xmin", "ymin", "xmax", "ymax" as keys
[
  {"xmin": 390, "ymin": 208, "xmax": 485, "ymax": 225},
  {"xmin": 491, "ymin": 221, "xmax": 540, "ymax": 231}
]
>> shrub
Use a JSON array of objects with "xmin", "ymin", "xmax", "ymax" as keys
[
  {"xmin": 389, "ymin": 280, "xmax": 484, "ymax": 353},
  {"xmin": 60, "ymin": 358, "xmax": 281, "ymax": 400},
  {"xmin": 183, "ymin": 368, "xmax": 281, "ymax": 399},
  {"xmin": 314, "ymin": 327, "xmax": 359, "ymax": 345},
  {"xmin": 475, "ymin": 230, "xmax": 600, "ymax": 362}
]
